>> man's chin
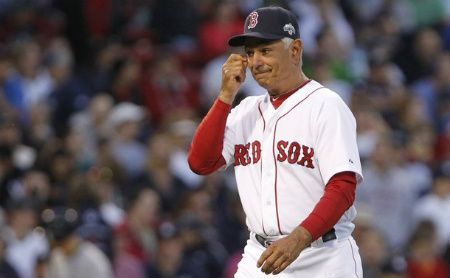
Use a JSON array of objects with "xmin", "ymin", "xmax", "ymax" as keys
[{"xmin": 255, "ymin": 78, "xmax": 269, "ymax": 88}]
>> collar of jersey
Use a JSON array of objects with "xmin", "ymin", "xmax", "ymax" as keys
[{"xmin": 270, "ymin": 79, "xmax": 311, "ymax": 109}]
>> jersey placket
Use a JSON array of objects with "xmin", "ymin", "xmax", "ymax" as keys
[{"xmin": 260, "ymin": 102, "xmax": 282, "ymax": 236}]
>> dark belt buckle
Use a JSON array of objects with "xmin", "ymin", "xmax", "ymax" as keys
[{"xmin": 255, "ymin": 234, "xmax": 272, "ymax": 248}]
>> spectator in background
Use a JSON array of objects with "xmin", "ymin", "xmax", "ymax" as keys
[
  {"xmin": 46, "ymin": 38, "xmax": 91, "ymax": 137},
  {"xmin": 219, "ymin": 190, "xmax": 247, "ymax": 278},
  {"xmin": 62, "ymin": 126, "xmax": 93, "ymax": 173},
  {"xmin": 352, "ymin": 105, "xmax": 389, "ymax": 162},
  {"xmin": 0, "ymin": 141, "xmax": 41, "ymax": 206},
  {"xmin": 412, "ymin": 165, "xmax": 450, "ymax": 250},
  {"xmin": 91, "ymin": 137, "xmax": 126, "ymax": 195},
  {"xmin": 198, "ymin": 0, "xmax": 243, "ymax": 63},
  {"xmin": 379, "ymin": 255, "xmax": 407, "ymax": 278},
  {"xmin": 354, "ymin": 57, "xmax": 406, "ymax": 129},
  {"xmin": 133, "ymin": 132, "xmax": 188, "ymax": 215},
  {"xmin": 140, "ymin": 50, "xmax": 197, "ymax": 127},
  {"xmin": 396, "ymin": 28, "xmax": 443, "ymax": 84},
  {"xmin": 3, "ymin": 198, "xmax": 48, "ymax": 278},
  {"xmin": 69, "ymin": 93, "xmax": 115, "ymax": 167},
  {"xmin": 309, "ymin": 56, "xmax": 352, "ymax": 104},
  {"xmin": 3, "ymin": 37, "xmax": 53, "ymax": 122},
  {"xmin": 406, "ymin": 220, "xmax": 449, "ymax": 278},
  {"xmin": 41, "ymin": 207, "xmax": 113, "ymax": 278},
  {"xmin": 310, "ymin": 26, "xmax": 354, "ymax": 82},
  {"xmin": 411, "ymin": 52, "xmax": 450, "ymax": 132},
  {"xmin": 84, "ymin": 165, "xmax": 125, "ymax": 229},
  {"xmin": 76, "ymin": 207, "xmax": 114, "ymax": 261},
  {"xmin": 356, "ymin": 135, "xmax": 425, "ymax": 252},
  {"xmin": 175, "ymin": 188, "xmax": 228, "ymax": 275},
  {"xmin": 114, "ymin": 188, "xmax": 160, "ymax": 278},
  {"xmin": 289, "ymin": 0, "xmax": 355, "ymax": 57},
  {"xmin": 396, "ymin": 95, "xmax": 431, "ymax": 136},
  {"xmin": 40, "ymin": 148, "xmax": 77, "ymax": 206},
  {"xmin": 109, "ymin": 57, "xmax": 142, "ymax": 104},
  {"xmin": 175, "ymin": 213, "xmax": 226, "ymax": 278},
  {"xmin": 108, "ymin": 102, "xmax": 147, "ymax": 181},
  {"xmin": 169, "ymin": 118, "xmax": 204, "ymax": 189},
  {"xmin": 24, "ymin": 102, "xmax": 54, "ymax": 150},
  {"xmin": 146, "ymin": 221, "xmax": 189, "ymax": 278},
  {"xmin": 17, "ymin": 169, "xmax": 51, "ymax": 207},
  {"xmin": 0, "ymin": 114, "xmax": 36, "ymax": 172},
  {"xmin": 64, "ymin": 171, "xmax": 115, "ymax": 259},
  {"xmin": 90, "ymin": 40, "xmax": 125, "ymax": 93},
  {"xmin": 0, "ymin": 230, "xmax": 19, "ymax": 278},
  {"xmin": 357, "ymin": 226, "xmax": 389, "ymax": 278}
]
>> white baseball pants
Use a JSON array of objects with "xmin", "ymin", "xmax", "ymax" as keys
[{"xmin": 235, "ymin": 235, "xmax": 363, "ymax": 278}]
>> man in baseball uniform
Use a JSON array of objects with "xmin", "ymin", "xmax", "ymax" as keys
[{"xmin": 188, "ymin": 6, "xmax": 363, "ymax": 277}]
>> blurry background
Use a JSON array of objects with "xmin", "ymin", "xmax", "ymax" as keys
[{"xmin": 0, "ymin": 0, "xmax": 449, "ymax": 277}]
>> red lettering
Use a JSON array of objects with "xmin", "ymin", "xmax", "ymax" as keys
[
  {"xmin": 235, "ymin": 140, "xmax": 314, "ymax": 168},
  {"xmin": 288, "ymin": 142, "xmax": 301, "ymax": 164},
  {"xmin": 252, "ymin": 141, "xmax": 261, "ymax": 164},
  {"xmin": 298, "ymin": 146, "xmax": 314, "ymax": 168},
  {"xmin": 244, "ymin": 143, "xmax": 251, "ymax": 165},
  {"xmin": 234, "ymin": 144, "xmax": 247, "ymax": 166},
  {"xmin": 277, "ymin": 140, "xmax": 288, "ymax": 162}
]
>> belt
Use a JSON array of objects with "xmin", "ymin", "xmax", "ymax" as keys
[{"xmin": 254, "ymin": 228, "xmax": 337, "ymax": 248}]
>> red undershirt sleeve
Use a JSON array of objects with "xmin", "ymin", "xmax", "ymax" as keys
[
  {"xmin": 300, "ymin": 171, "xmax": 357, "ymax": 241},
  {"xmin": 187, "ymin": 99, "xmax": 230, "ymax": 175}
]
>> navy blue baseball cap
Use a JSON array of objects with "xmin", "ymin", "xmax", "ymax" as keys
[{"xmin": 228, "ymin": 6, "xmax": 299, "ymax": 47}]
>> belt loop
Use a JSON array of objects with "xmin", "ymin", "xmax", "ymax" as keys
[{"xmin": 310, "ymin": 228, "xmax": 336, "ymax": 248}]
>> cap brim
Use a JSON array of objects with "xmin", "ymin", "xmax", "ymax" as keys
[{"xmin": 228, "ymin": 32, "xmax": 284, "ymax": 47}]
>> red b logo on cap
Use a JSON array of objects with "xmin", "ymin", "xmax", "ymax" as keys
[{"xmin": 247, "ymin": 11, "xmax": 258, "ymax": 29}]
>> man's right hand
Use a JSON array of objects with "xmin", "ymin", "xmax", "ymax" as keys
[
  {"xmin": 257, "ymin": 226, "xmax": 312, "ymax": 275},
  {"xmin": 219, "ymin": 54, "xmax": 248, "ymax": 105}
]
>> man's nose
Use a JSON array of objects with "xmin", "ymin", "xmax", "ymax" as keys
[{"xmin": 250, "ymin": 53, "xmax": 263, "ymax": 68}]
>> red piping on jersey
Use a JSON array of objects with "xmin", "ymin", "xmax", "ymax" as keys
[
  {"xmin": 349, "ymin": 238, "xmax": 361, "ymax": 278},
  {"xmin": 258, "ymin": 101, "xmax": 268, "ymax": 235},
  {"xmin": 272, "ymin": 87, "xmax": 324, "ymax": 234},
  {"xmin": 258, "ymin": 101, "xmax": 266, "ymax": 131}
]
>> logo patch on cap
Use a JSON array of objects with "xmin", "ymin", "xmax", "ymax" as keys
[
  {"xmin": 283, "ymin": 23, "xmax": 295, "ymax": 36},
  {"xmin": 248, "ymin": 11, "xmax": 258, "ymax": 29}
]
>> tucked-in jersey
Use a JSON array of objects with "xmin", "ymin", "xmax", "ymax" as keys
[{"xmin": 221, "ymin": 80, "xmax": 363, "ymax": 239}]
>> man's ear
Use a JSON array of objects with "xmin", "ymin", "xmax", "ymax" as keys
[{"xmin": 291, "ymin": 39, "xmax": 303, "ymax": 64}]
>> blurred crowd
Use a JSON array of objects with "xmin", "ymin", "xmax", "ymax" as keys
[{"xmin": 0, "ymin": 0, "xmax": 449, "ymax": 277}]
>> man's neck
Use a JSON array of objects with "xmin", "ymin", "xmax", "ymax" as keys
[
  {"xmin": 268, "ymin": 73, "xmax": 309, "ymax": 98},
  {"xmin": 269, "ymin": 78, "xmax": 311, "ymax": 109}
]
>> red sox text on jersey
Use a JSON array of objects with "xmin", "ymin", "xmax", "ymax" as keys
[{"xmin": 234, "ymin": 140, "xmax": 315, "ymax": 169}]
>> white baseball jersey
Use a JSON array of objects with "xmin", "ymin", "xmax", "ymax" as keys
[{"xmin": 221, "ymin": 80, "xmax": 363, "ymax": 241}]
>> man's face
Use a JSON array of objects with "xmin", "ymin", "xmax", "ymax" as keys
[{"xmin": 244, "ymin": 39, "xmax": 293, "ymax": 93}]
